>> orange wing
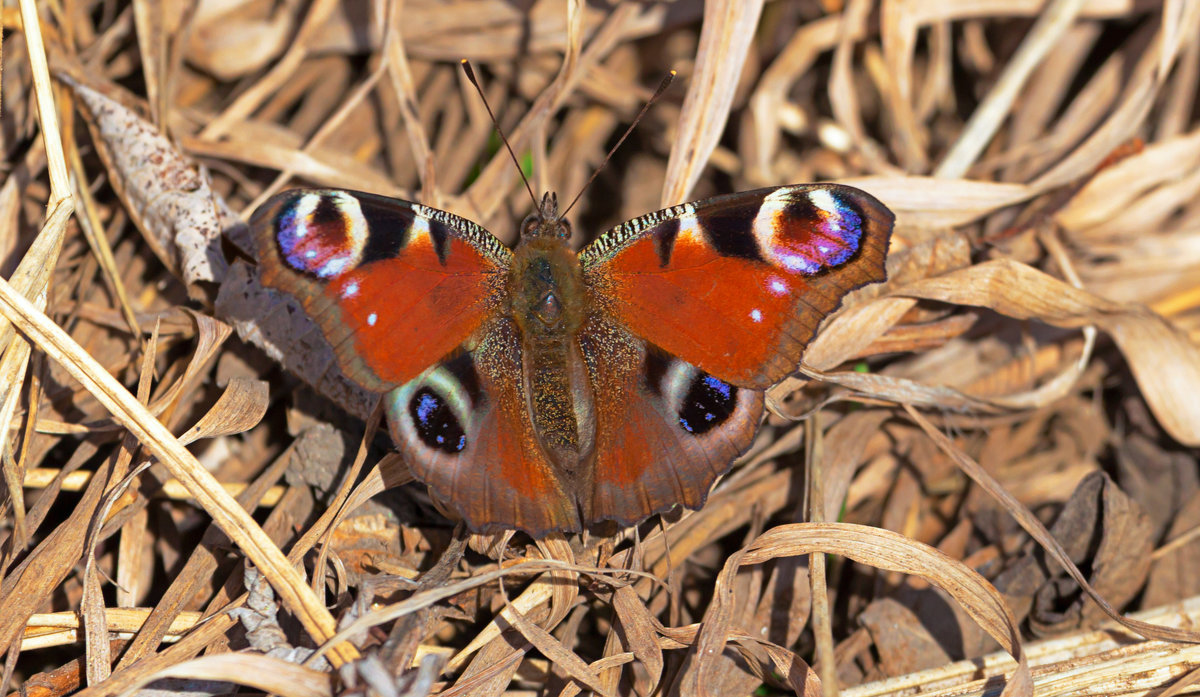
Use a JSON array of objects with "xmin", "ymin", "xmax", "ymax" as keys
[
  {"xmin": 251, "ymin": 189, "xmax": 511, "ymax": 392},
  {"xmin": 580, "ymin": 184, "xmax": 893, "ymax": 389}
]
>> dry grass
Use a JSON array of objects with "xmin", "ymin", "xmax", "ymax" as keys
[{"xmin": 1, "ymin": 1, "xmax": 1199, "ymax": 696}]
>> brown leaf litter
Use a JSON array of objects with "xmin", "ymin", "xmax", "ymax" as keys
[{"xmin": 1, "ymin": 1, "xmax": 1200, "ymax": 697}]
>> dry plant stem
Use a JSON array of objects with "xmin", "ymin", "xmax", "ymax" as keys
[
  {"xmin": 22, "ymin": 610, "xmax": 198, "ymax": 649},
  {"xmin": 1152, "ymin": 522, "xmax": 1200, "ymax": 561},
  {"xmin": 19, "ymin": 0, "xmax": 70, "ymax": 200},
  {"xmin": 38, "ymin": 478, "xmax": 313, "ymax": 697},
  {"xmin": 0, "ymin": 196, "xmax": 73, "ymax": 356},
  {"xmin": 197, "ymin": 0, "xmax": 341, "ymax": 140},
  {"xmin": 383, "ymin": 0, "xmax": 438, "ymax": 206},
  {"xmin": 114, "ymin": 439, "xmax": 298, "ymax": 670},
  {"xmin": 309, "ymin": 398, "xmax": 383, "ymax": 600},
  {"xmin": 68, "ymin": 143, "xmax": 141, "ymax": 336},
  {"xmin": 336, "ymin": 453, "xmax": 413, "ymax": 521},
  {"xmin": 935, "ymin": 0, "xmax": 1085, "ymax": 178},
  {"xmin": 498, "ymin": 603, "xmax": 616, "ymax": 697},
  {"xmin": 660, "ymin": 0, "xmax": 765, "ymax": 205},
  {"xmin": 829, "ymin": 0, "xmax": 875, "ymax": 169},
  {"xmin": 0, "ymin": 449, "xmax": 115, "ymax": 695},
  {"xmin": 82, "ymin": 343, "xmax": 150, "ymax": 682},
  {"xmin": 902, "ymin": 404, "xmax": 1200, "ymax": 645},
  {"xmin": 0, "ymin": 278, "xmax": 360, "ymax": 667},
  {"xmin": 108, "ymin": 654, "xmax": 333, "ymax": 697},
  {"xmin": 105, "ymin": 340, "xmax": 158, "ymax": 660},
  {"xmin": 843, "ymin": 598, "xmax": 1200, "ymax": 697},
  {"xmin": 243, "ymin": 33, "xmax": 392, "ymax": 214},
  {"xmin": 807, "ymin": 415, "xmax": 839, "ymax": 697},
  {"xmin": 446, "ymin": 556, "xmax": 572, "ymax": 670},
  {"xmin": 463, "ymin": 3, "xmax": 625, "ymax": 221},
  {"xmin": 0, "ymin": 341, "xmax": 32, "ymax": 546},
  {"xmin": 82, "ymin": 462, "xmax": 150, "ymax": 685},
  {"xmin": 0, "ymin": 0, "xmax": 78, "ymax": 559},
  {"xmin": 131, "ymin": 0, "xmax": 165, "ymax": 128},
  {"xmin": 688, "ymin": 524, "xmax": 1034, "ymax": 697},
  {"xmin": 21, "ymin": 468, "xmax": 285, "ymax": 506},
  {"xmin": 1030, "ymin": 4, "xmax": 1200, "ymax": 190},
  {"xmin": 316, "ymin": 559, "xmax": 641, "ymax": 665}
]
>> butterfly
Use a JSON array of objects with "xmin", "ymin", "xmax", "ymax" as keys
[{"xmin": 251, "ymin": 183, "xmax": 893, "ymax": 535}]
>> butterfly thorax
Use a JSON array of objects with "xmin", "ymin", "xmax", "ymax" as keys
[{"xmin": 509, "ymin": 221, "xmax": 597, "ymax": 475}]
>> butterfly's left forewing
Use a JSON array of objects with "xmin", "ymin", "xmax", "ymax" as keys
[
  {"xmin": 580, "ymin": 184, "xmax": 893, "ymax": 389},
  {"xmin": 251, "ymin": 189, "xmax": 512, "ymax": 392}
]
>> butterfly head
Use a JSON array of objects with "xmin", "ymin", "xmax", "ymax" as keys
[{"xmin": 520, "ymin": 192, "xmax": 573, "ymax": 241}]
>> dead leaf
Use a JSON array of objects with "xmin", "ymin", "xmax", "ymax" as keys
[{"xmin": 62, "ymin": 76, "xmax": 227, "ymax": 285}]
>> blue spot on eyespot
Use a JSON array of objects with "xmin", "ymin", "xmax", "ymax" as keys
[
  {"xmin": 703, "ymin": 375, "xmax": 732, "ymax": 399},
  {"xmin": 678, "ymin": 374, "xmax": 738, "ymax": 435},
  {"xmin": 277, "ymin": 210, "xmax": 301, "ymax": 253},
  {"xmin": 408, "ymin": 386, "xmax": 467, "ymax": 454},
  {"xmin": 305, "ymin": 249, "xmax": 317, "ymax": 259},
  {"xmin": 818, "ymin": 207, "xmax": 862, "ymax": 263},
  {"xmin": 416, "ymin": 392, "xmax": 439, "ymax": 424}
]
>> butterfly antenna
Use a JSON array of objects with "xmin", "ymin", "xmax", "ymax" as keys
[
  {"xmin": 460, "ymin": 60, "xmax": 542, "ymax": 216},
  {"xmin": 559, "ymin": 70, "xmax": 676, "ymax": 220}
]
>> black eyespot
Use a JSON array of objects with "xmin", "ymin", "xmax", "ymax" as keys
[
  {"xmin": 678, "ymin": 374, "xmax": 738, "ymax": 435},
  {"xmin": 409, "ymin": 387, "xmax": 466, "ymax": 454}
]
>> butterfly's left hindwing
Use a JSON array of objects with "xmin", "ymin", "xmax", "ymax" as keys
[
  {"xmin": 385, "ymin": 317, "xmax": 580, "ymax": 535},
  {"xmin": 580, "ymin": 184, "xmax": 893, "ymax": 389},
  {"xmin": 251, "ymin": 189, "xmax": 512, "ymax": 392}
]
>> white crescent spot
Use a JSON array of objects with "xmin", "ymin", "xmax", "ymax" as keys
[{"xmin": 677, "ymin": 205, "xmax": 702, "ymax": 243}]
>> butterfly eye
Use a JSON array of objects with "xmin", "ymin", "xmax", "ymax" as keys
[{"xmin": 520, "ymin": 215, "xmax": 540, "ymax": 239}]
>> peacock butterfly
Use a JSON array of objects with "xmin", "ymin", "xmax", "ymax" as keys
[{"xmin": 250, "ymin": 179, "xmax": 893, "ymax": 535}]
